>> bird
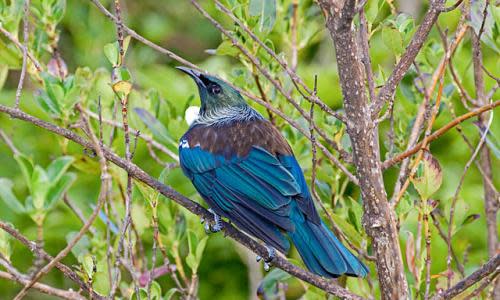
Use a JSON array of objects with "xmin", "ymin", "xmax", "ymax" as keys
[{"xmin": 177, "ymin": 67, "xmax": 368, "ymax": 278}]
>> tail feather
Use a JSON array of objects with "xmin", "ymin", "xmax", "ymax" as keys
[{"xmin": 289, "ymin": 205, "xmax": 368, "ymax": 278}]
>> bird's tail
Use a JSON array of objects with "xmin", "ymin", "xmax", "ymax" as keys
[{"xmin": 288, "ymin": 206, "xmax": 368, "ymax": 278}]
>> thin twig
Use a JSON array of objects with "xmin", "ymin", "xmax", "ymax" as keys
[
  {"xmin": 0, "ymin": 221, "xmax": 105, "ymax": 299},
  {"xmin": 383, "ymin": 100, "xmax": 499, "ymax": 169},
  {"xmin": 0, "ymin": 271, "xmax": 85, "ymax": 300},
  {"xmin": 14, "ymin": 0, "xmax": 30, "ymax": 109},
  {"xmin": 431, "ymin": 254, "xmax": 500, "ymax": 299},
  {"xmin": 0, "ymin": 26, "xmax": 42, "ymax": 72},
  {"xmin": 430, "ymin": 210, "xmax": 465, "ymax": 277}
]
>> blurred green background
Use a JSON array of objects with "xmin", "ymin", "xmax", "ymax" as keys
[{"xmin": 0, "ymin": 0, "xmax": 499, "ymax": 299}]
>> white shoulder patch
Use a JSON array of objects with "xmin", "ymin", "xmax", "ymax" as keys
[{"xmin": 179, "ymin": 139, "xmax": 190, "ymax": 149}]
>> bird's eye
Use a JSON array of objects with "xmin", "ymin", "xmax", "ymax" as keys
[{"xmin": 210, "ymin": 84, "xmax": 222, "ymax": 95}]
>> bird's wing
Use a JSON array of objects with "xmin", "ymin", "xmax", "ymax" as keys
[{"xmin": 179, "ymin": 120, "xmax": 320, "ymax": 251}]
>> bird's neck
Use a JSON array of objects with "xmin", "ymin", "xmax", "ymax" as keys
[{"xmin": 193, "ymin": 104, "xmax": 264, "ymax": 127}]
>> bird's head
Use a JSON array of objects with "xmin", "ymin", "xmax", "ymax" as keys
[{"xmin": 176, "ymin": 67, "xmax": 246, "ymax": 114}]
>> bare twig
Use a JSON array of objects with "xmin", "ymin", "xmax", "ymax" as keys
[
  {"xmin": 430, "ymin": 210, "xmax": 465, "ymax": 277},
  {"xmin": 389, "ymin": 22, "xmax": 468, "ymax": 206},
  {"xmin": 0, "ymin": 26, "xmax": 42, "ymax": 72},
  {"xmin": 14, "ymin": 0, "xmax": 30, "ymax": 109},
  {"xmin": 431, "ymin": 254, "xmax": 500, "ymax": 300},
  {"xmin": 383, "ymin": 100, "xmax": 499, "ymax": 169},
  {"xmin": 0, "ymin": 221, "xmax": 105, "ymax": 300},
  {"xmin": 0, "ymin": 271, "xmax": 85, "ymax": 300}
]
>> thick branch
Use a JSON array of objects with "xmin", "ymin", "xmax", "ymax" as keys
[{"xmin": 317, "ymin": 1, "xmax": 407, "ymax": 298}]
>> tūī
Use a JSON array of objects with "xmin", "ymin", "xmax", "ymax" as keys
[{"xmin": 177, "ymin": 67, "xmax": 368, "ymax": 278}]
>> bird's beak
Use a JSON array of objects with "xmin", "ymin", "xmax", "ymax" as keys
[{"xmin": 176, "ymin": 66, "xmax": 206, "ymax": 88}]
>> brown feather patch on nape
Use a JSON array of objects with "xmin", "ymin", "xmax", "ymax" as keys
[{"xmin": 187, "ymin": 120, "xmax": 292, "ymax": 158}]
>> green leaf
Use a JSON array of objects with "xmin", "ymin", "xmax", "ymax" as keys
[
  {"xmin": 148, "ymin": 281, "xmax": 162, "ymax": 300},
  {"xmin": 216, "ymin": 40, "xmax": 239, "ymax": 57},
  {"xmin": 411, "ymin": 152, "xmax": 443, "ymax": 200},
  {"xmin": 163, "ymin": 288, "xmax": 179, "ymax": 300},
  {"xmin": 14, "ymin": 154, "xmax": 34, "ymax": 191},
  {"xmin": 134, "ymin": 108, "xmax": 175, "ymax": 145},
  {"xmin": 80, "ymin": 254, "xmax": 95, "ymax": 278},
  {"xmin": 330, "ymin": 213, "xmax": 363, "ymax": 249},
  {"xmin": 195, "ymin": 236, "xmax": 208, "ymax": 264},
  {"xmin": 92, "ymin": 259, "xmax": 110, "ymax": 296},
  {"xmin": 382, "ymin": 26, "xmax": 404, "ymax": 56},
  {"xmin": 0, "ymin": 65, "xmax": 8, "ymax": 91},
  {"xmin": 47, "ymin": 156, "xmax": 75, "ymax": 183},
  {"xmin": 52, "ymin": 0, "xmax": 67, "ymax": 22},
  {"xmin": 104, "ymin": 42, "xmax": 119, "ymax": 66},
  {"xmin": 461, "ymin": 214, "xmax": 480, "ymax": 226},
  {"xmin": 0, "ymin": 178, "xmax": 25, "ymax": 214},
  {"xmin": 0, "ymin": 229, "xmax": 12, "ymax": 260},
  {"xmin": 366, "ymin": 0, "xmax": 383, "ymax": 23},
  {"xmin": 67, "ymin": 231, "xmax": 90, "ymax": 258},
  {"xmin": 249, "ymin": 0, "xmax": 276, "ymax": 32},
  {"xmin": 0, "ymin": 39, "xmax": 21, "ymax": 68},
  {"xmin": 257, "ymin": 269, "xmax": 291, "ymax": 299},
  {"xmin": 186, "ymin": 230, "xmax": 201, "ymax": 272},
  {"xmin": 31, "ymin": 166, "xmax": 50, "ymax": 210},
  {"xmin": 130, "ymin": 289, "xmax": 148, "ymax": 300},
  {"xmin": 45, "ymin": 172, "xmax": 76, "ymax": 210}
]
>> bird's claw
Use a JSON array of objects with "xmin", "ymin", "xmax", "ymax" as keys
[
  {"xmin": 204, "ymin": 209, "xmax": 223, "ymax": 234},
  {"xmin": 264, "ymin": 262, "xmax": 271, "ymax": 272},
  {"xmin": 257, "ymin": 246, "xmax": 275, "ymax": 272},
  {"xmin": 264, "ymin": 246, "xmax": 276, "ymax": 263}
]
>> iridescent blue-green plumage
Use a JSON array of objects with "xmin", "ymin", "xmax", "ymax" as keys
[{"xmin": 177, "ymin": 67, "xmax": 368, "ymax": 278}]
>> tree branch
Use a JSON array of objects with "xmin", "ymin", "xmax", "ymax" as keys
[{"xmin": 431, "ymin": 254, "xmax": 500, "ymax": 299}]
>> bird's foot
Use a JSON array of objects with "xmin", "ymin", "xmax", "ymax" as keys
[
  {"xmin": 257, "ymin": 246, "xmax": 276, "ymax": 272},
  {"xmin": 204, "ymin": 208, "xmax": 223, "ymax": 233}
]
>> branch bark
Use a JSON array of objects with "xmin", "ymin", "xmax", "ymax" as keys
[{"xmin": 317, "ymin": 1, "xmax": 407, "ymax": 298}]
